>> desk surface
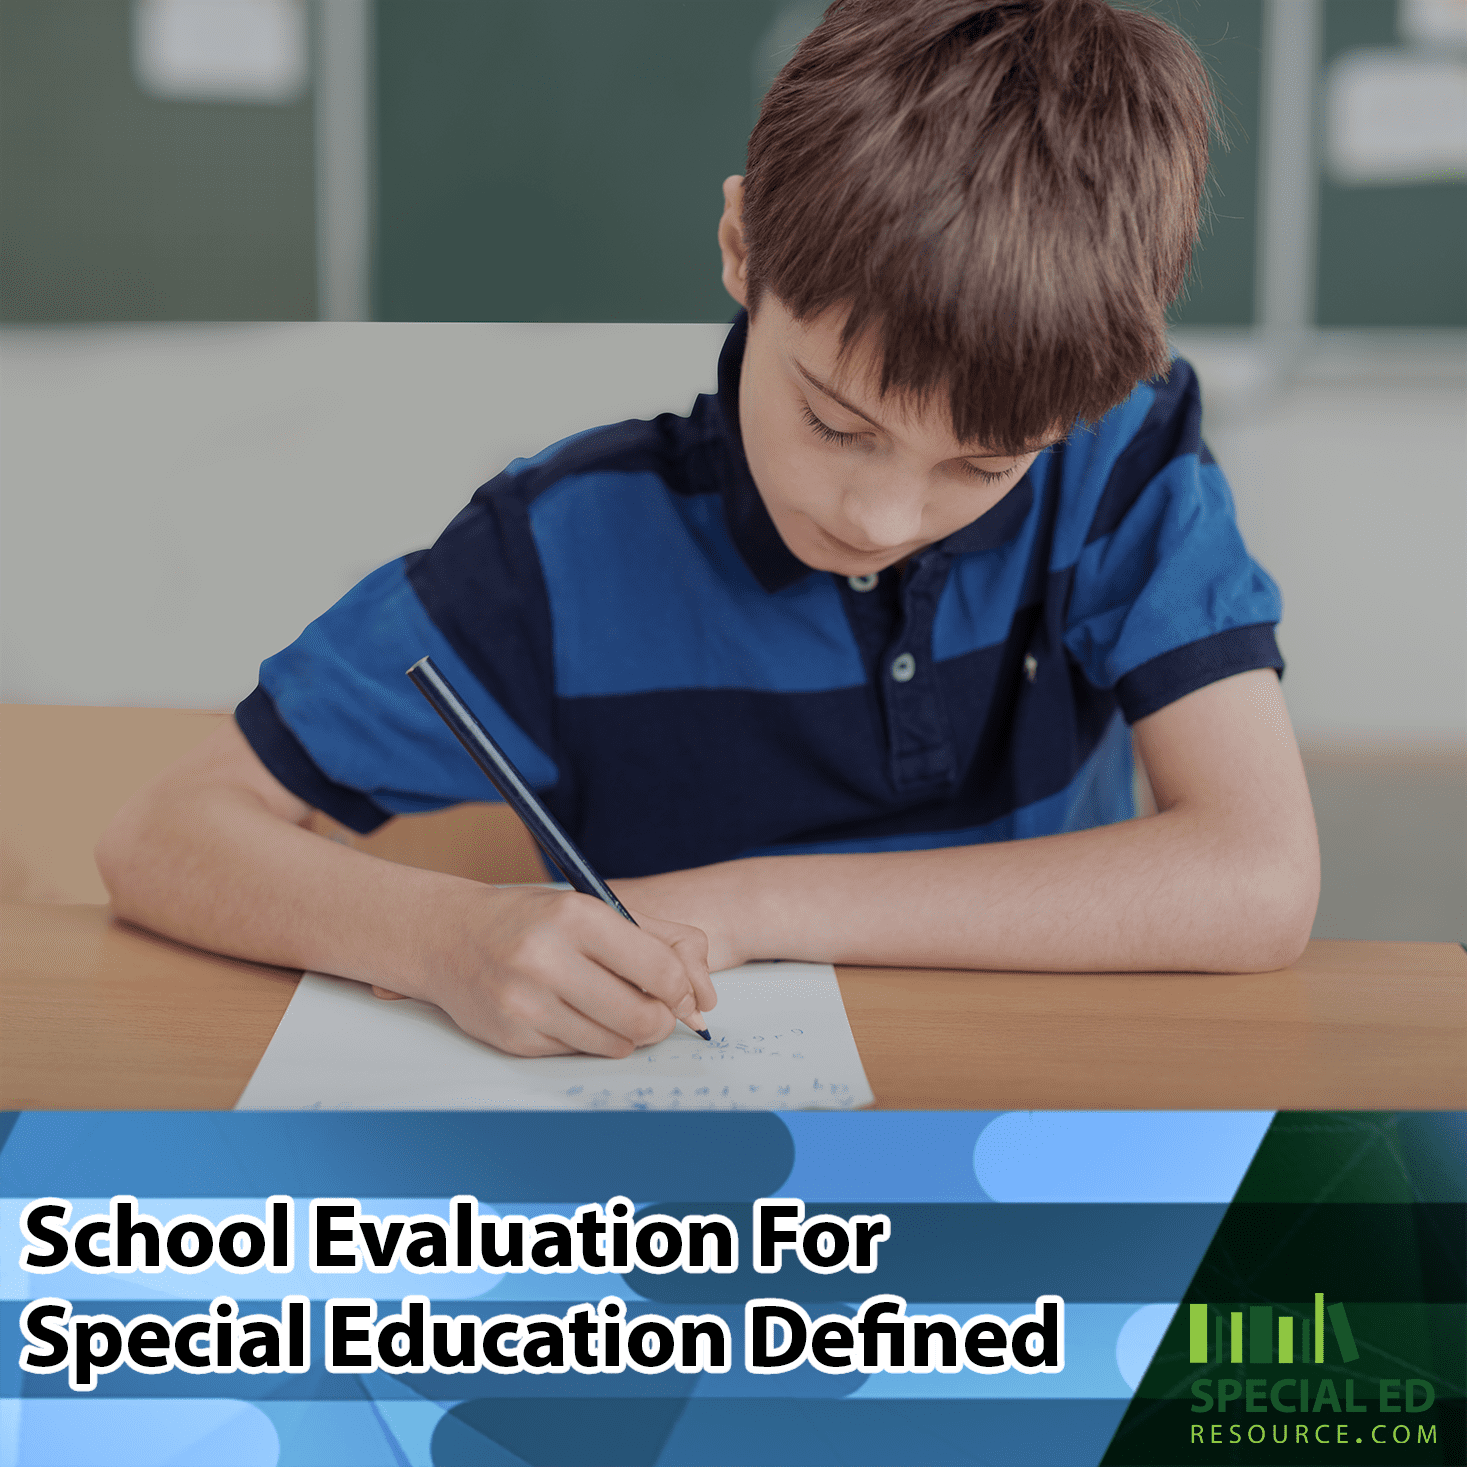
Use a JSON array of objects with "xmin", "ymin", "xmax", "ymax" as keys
[
  {"xmin": 4, "ymin": 902, "xmax": 1463, "ymax": 1111},
  {"xmin": 4, "ymin": 704, "xmax": 1464, "ymax": 1111}
]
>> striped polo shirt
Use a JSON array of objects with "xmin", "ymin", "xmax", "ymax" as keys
[{"xmin": 236, "ymin": 312, "xmax": 1283, "ymax": 878}]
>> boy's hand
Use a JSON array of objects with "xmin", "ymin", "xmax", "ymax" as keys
[
  {"xmin": 96, "ymin": 721, "xmax": 718, "ymax": 1062},
  {"xmin": 608, "ymin": 873, "xmax": 746, "ymax": 973},
  {"xmin": 416, "ymin": 885, "xmax": 716, "ymax": 1058}
]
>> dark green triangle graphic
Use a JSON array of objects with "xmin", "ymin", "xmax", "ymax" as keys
[{"xmin": 1101, "ymin": 1112, "xmax": 1466, "ymax": 1465}]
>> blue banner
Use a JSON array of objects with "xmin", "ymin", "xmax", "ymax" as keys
[{"xmin": 3, "ymin": 1111, "xmax": 1460, "ymax": 1465}]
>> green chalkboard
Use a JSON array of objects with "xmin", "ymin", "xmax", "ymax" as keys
[
  {"xmin": 1316, "ymin": 0, "xmax": 1467, "ymax": 327},
  {"xmin": 0, "ymin": 0, "xmax": 317, "ymax": 322},
  {"xmin": 374, "ymin": 0, "xmax": 1268, "ymax": 325},
  {"xmin": 374, "ymin": 0, "xmax": 782, "ymax": 321},
  {"xmin": 3, "ymin": 1, "xmax": 1460, "ymax": 327},
  {"xmin": 1157, "ymin": 0, "xmax": 1264, "ymax": 328}
]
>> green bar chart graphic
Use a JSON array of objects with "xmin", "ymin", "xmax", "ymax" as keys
[
  {"xmin": 1187, "ymin": 1297, "xmax": 1356, "ymax": 1365},
  {"xmin": 1189, "ymin": 1303, "xmax": 1206, "ymax": 1363}
]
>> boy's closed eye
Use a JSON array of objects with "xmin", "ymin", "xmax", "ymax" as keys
[{"xmin": 798, "ymin": 398, "xmax": 1022, "ymax": 485}]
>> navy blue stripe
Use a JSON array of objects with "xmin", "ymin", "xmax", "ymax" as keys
[
  {"xmin": 498, "ymin": 395, "xmax": 734, "ymax": 518},
  {"xmin": 551, "ymin": 624, "xmax": 1116, "ymax": 877},
  {"xmin": 1116, "ymin": 624, "xmax": 1285, "ymax": 723},
  {"xmin": 1085, "ymin": 358, "xmax": 1204, "ymax": 544},
  {"xmin": 405, "ymin": 482, "xmax": 560, "ymax": 762},
  {"xmin": 506, "ymin": 414, "xmax": 691, "ymax": 501},
  {"xmin": 235, "ymin": 685, "xmax": 392, "ymax": 834}
]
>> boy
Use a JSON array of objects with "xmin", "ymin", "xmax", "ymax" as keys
[{"xmin": 98, "ymin": 0, "xmax": 1319, "ymax": 1059}]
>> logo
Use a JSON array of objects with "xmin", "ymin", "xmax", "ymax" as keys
[
  {"xmin": 1184, "ymin": 1294, "xmax": 1438, "ymax": 1452},
  {"xmin": 1188, "ymin": 1294, "xmax": 1357, "ymax": 1366}
]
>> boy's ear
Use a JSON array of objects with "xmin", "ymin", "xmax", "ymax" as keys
[{"xmin": 718, "ymin": 174, "xmax": 749, "ymax": 308}]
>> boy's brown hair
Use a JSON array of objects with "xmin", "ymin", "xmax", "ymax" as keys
[{"xmin": 741, "ymin": 0, "xmax": 1216, "ymax": 453}]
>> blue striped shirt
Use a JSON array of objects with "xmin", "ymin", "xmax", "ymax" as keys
[{"xmin": 237, "ymin": 313, "xmax": 1282, "ymax": 878}]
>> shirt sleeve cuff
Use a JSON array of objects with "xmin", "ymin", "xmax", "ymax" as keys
[
  {"xmin": 1115, "ymin": 624, "xmax": 1285, "ymax": 724},
  {"xmin": 234, "ymin": 685, "xmax": 393, "ymax": 835}
]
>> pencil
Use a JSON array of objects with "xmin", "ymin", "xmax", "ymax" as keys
[{"xmin": 406, "ymin": 655, "xmax": 711, "ymax": 1040}]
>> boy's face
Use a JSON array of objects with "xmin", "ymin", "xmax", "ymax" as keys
[{"xmin": 737, "ymin": 298, "xmax": 1048, "ymax": 576}]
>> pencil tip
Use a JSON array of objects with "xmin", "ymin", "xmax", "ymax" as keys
[{"xmin": 696, "ymin": 1028, "xmax": 711, "ymax": 1041}]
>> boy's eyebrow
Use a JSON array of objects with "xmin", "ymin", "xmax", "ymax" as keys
[
  {"xmin": 794, "ymin": 359, "xmax": 890, "ymax": 431},
  {"xmin": 792, "ymin": 358, "xmax": 1060, "ymax": 458}
]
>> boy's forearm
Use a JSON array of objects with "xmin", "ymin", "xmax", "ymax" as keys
[
  {"xmin": 97, "ymin": 734, "xmax": 719, "ymax": 1061},
  {"xmin": 638, "ymin": 802, "xmax": 1317, "ymax": 975},
  {"xmin": 98, "ymin": 783, "xmax": 468, "ymax": 997}
]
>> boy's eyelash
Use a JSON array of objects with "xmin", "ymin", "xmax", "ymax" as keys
[
  {"xmin": 801, "ymin": 403, "xmax": 862, "ymax": 446},
  {"xmin": 962, "ymin": 461, "xmax": 1015, "ymax": 485},
  {"xmin": 802, "ymin": 402, "xmax": 1017, "ymax": 485}
]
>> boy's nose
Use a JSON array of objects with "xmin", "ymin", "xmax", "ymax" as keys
[{"xmin": 840, "ymin": 490, "xmax": 927, "ymax": 551}]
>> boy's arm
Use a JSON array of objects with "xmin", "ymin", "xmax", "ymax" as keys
[
  {"xmin": 95, "ymin": 721, "xmax": 716, "ymax": 1055},
  {"xmin": 613, "ymin": 668, "xmax": 1319, "ymax": 974}
]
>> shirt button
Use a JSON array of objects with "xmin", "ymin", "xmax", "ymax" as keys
[
  {"xmin": 890, "ymin": 652, "xmax": 916, "ymax": 683},
  {"xmin": 847, "ymin": 573, "xmax": 879, "ymax": 592}
]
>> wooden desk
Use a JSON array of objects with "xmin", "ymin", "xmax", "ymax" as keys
[
  {"xmin": 4, "ymin": 902, "xmax": 1463, "ymax": 1110},
  {"xmin": 3, "ymin": 703, "xmax": 1463, "ymax": 1110}
]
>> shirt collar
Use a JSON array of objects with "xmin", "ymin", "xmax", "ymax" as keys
[{"xmin": 712, "ymin": 308, "xmax": 1041, "ymax": 592}]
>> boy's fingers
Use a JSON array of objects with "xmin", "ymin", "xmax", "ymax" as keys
[
  {"xmin": 638, "ymin": 913, "xmax": 718, "ymax": 1013},
  {"xmin": 537, "ymin": 995, "xmax": 659, "ymax": 1059},
  {"xmin": 546, "ymin": 952, "xmax": 680, "ymax": 1050},
  {"xmin": 455, "ymin": 948, "xmax": 664, "ymax": 1057},
  {"xmin": 676, "ymin": 933, "xmax": 719, "ymax": 1013},
  {"xmin": 578, "ymin": 906, "xmax": 711, "ymax": 1030},
  {"xmin": 371, "ymin": 985, "xmax": 408, "ymax": 1001}
]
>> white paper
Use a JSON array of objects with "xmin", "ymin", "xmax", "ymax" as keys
[{"xmin": 236, "ymin": 961, "xmax": 873, "ymax": 1111}]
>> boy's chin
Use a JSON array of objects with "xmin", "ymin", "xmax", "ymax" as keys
[
  {"xmin": 796, "ymin": 540, "xmax": 908, "ymax": 578},
  {"xmin": 778, "ymin": 522, "xmax": 905, "ymax": 577}
]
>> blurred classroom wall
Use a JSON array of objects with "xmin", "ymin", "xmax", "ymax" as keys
[{"xmin": 1, "ymin": 0, "xmax": 1464, "ymax": 939}]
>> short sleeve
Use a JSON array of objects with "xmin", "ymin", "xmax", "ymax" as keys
[
  {"xmin": 1061, "ymin": 361, "xmax": 1284, "ymax": 724},
  {"xmin": 236, "ymin": 512, "xmax": 559, "ymax": 833}
]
